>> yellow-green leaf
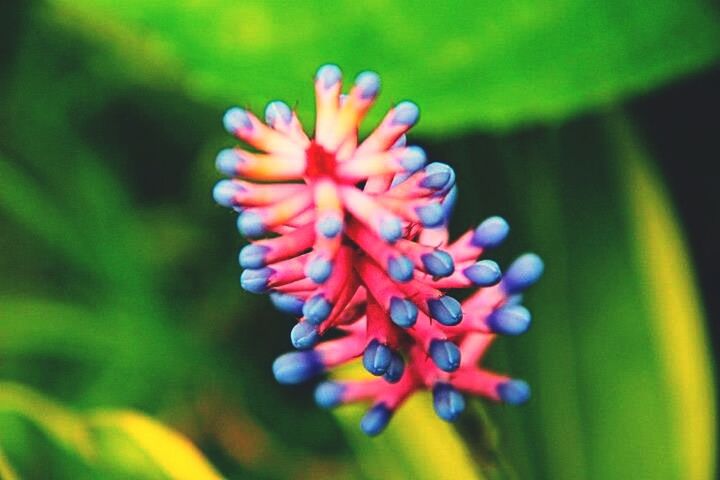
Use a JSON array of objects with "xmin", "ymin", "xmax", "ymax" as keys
[
  {"xmin": 332, "ymin": 364, "xmax": 482, "ymax": 480},
  {"xmin": 0, "ymin": 382, "xmax": 93, "ymax": 460},
  {"xmin": 0, "ymin": 383, "xmax": 223, "ymax": 479},
  {"xmin": 0, "ymin": 444, "xmax": 20, "ymax": 480},
  {"xmin": 617, "ymin": 120, "xmax": 716, "ymax": 480},
  {"xmin": 460, "ymin": 114, "xmax": 717, "ymax": 479},
  {"xmin": 89, "ymin": 411, "xmax": 224, "ymax": 480}
]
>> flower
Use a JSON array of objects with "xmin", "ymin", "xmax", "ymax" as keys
[{"xmin": 214, "ymin": 65, "xmax": 543, "ymax": 436}]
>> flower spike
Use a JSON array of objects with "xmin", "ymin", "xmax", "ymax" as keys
[{"xmin": 214, "ymin": 65, "xmax": 543, "ymax": 435}]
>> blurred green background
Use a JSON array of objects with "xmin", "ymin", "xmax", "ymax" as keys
[{"xmin": 1, "ymin": 1, "xmax": 718, "ymax": 479}]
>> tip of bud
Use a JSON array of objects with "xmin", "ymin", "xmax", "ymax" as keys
[
  {"xmin": 472, "ymin": 216, "xmax": 510, "ymax": 248},
  {"xmin": 355, "ymin": 71, "xmax": 381, "ymax": 99},
  {"xmin": 316, "ymin": 64, "xmax": 342, "ymax": 88},
  {"xmin": 383, "ymin": 353, "xmax": 405, "ymax": 383},
  {"xmin": 290, "ymin": 322, "xmax": 320, "ymax": 349},
  {"xmin": 415, "ymin": 203, "xmax": 445, "ymax": 228},
  {"xmin": 269, "ymin": 292, "xmax": 305, "ymax": 316},
  {"xmin": 463, "ymin": 259, "xmax": 502, "ymax": 286},
  {"xmin": 223, "ymin": 107, "xmax": 253, "ymax": 134},
  {"xmin": 264, "ymin": 100, "xmax": 292, "ymax": 125},
  {"xmin": 427, "ymin": 296, "xmax": 463, "ymax": 326},
  {"xmin": 421, "ymin": 250, "xmax": 455, "ymax": 277},
  {"xmin": 212, "ymin": 180, "xmax": 239, "ymax": 207},
  {"xmin": 487, "ymin": 305, "xmax": 531, "ymax": 335},
  {"xmin": 420, "ymin": 163, "xmax": 453, "ymax": 190},
  {"xmin": 399, "ymin": 146, "xmax": 427, "ymax": 173},
  {"xmin": 238, "ymin": 244, "xmax": 269, "ymax": 269},
  {"xmin": 360, "ymin": 403, "xmax": 392, "ymax": 436},
  {"xmin": 362, "ymin": 339, "xmax": 393, "ymax": 376},
  {"xmin": 387, "ymin": 255, "xmax": 414, "ymax": 282},
  {"xmin": 497, "ymin": 379, "xmax": 531, "ymax": 405},
  {"xmin": 240, "ymin": 268, "xmax": 272, "ymax": 294},
  {"xmin": 391, "ymin": 101, "xmax": 419, "ymax": 127},
  {"xmin": 302, "ymin": 294, "xmax": 333, "ymax": 325},
  {"xmin": 441, "ymin": 184, "xmax": 458, "ymax": 219},
  {"xmin": 314, "ymin": 381, "xmax": 346, "ymax": 408},
  {"xmin": 316, "ymin": 216, "xmax": 342, "ymax": 238},
  {"xmin": 306, "ymin": 256, "xmax": 333, "ymax": 284},
  {"xmin": 502, "ymin": 253, "xmax": 544, "ymax": 294},
  {"xmin": 237, "ymin": 211, "xmax": 266, "ymax": 238},
  {"xmin": 215, "ymin": 149, "xmax": 241, "ymax": 177},
  {"xmin": 379, "ymin": 217, "xmax": 403, "ymax": 243},
  {"xmin": 432, "ymin": 383, "xmax": 466, "ymax": 421},
  {"xmin": 429, "ymin": 339, "xmax": 461, "ymax": 372},
  {"xmin": 272, "ymin": 351, "xmax": 323, "ymax": 385},
  {"xmin": 389, "ymin": 297, "xmax": 418, "ymax": 327}
]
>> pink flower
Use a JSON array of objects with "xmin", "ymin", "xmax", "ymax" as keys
[{"xmin": 213, "ymin": 65, "xmax": 543, "ymax": 435}]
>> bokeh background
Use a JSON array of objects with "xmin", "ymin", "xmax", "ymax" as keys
[{"xmin": 1, "ymin": 1, "xmax": 718, "ymax": 479}]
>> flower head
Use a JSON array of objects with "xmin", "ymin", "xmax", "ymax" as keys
[{"xmin": 214, "ymin": 65, "xmax": 543, "ymax": 435}]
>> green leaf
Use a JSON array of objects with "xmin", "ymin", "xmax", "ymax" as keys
[
  {"xmin": 613, "ymin": 117, "xmax": 715, "ymax": 480},
  {"xmin": 0, "ymin": 444, "xmax": 20, "ymax": 480},
  {"xmin": 0, "ymin": 150, "xmax": 152, "ymax": 299},
  {"xmin": 446, "ymin": 113, "xmax": 716, "ymax": 479},
  {"xmin": 46, "ymin": 0, "xmax": 720, "ymax": 131},
  {"xmin": 0, "ymin": 383, "xmax": 222, "ymax": 479},
  {"xmin": 0, "ymin": 154, "xmax": 90, "ymax": 270},
  {"xmin": 0, "ymin": 296, "xmax": 208, "ymax": 411},
  {"xmin": 0, "ymin": 297, "xmax": 117, "ymax": 360},
  {"xmin": 0, "ymin": 383, "xmax": 94, "ymax": 460}
]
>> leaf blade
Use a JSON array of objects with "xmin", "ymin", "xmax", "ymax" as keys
[
  {"xmin": 332, "ymin": 364, "xmax": 483, "ymax": 480},
  {"xmin": 0, "ymin": 382, "xmax": 94, "ymax": 460},
  {"xmin": 616, "ymin": 119, "xmax": 716, "ymax": 480},
  {"xmin": 46, "ymin": 0, "xmax": 720, "ymax": 131},
  {"xmin": 89, "ymin": 411, "xmax": 224, "ymax": 480}
]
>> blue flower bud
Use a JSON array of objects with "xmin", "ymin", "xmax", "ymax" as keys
[
  {"xmin": 429, "ymin": 339, "xmax": 461, "ymax": 372},
  {"xmin": 272, "ymin": 351, "xmax": 323, "ymax": 384},
  {"xmin": 389, "ymin": 297, "xmax": 418, "ymax": 327},
  {"xmin": 487, "ymin": 305, "xmax": 531, "ymax": 335},
  {"xmin": 290, "ymin": 322, "xmax": 320, "ymax": 350},
  {"xmin": 472, "ymin": 216, "xmax": 510, "ymax": 248},
  {"xmin": 264, "ymin": 101, "xmax": 292, "ymax": 125},
  {"xmin": 306, "ymin": 256, "xmax": 333, "ymax": 284},
  {"xmin": 391, "ymin": 101, "xmax": 419, "ymax": 126},
  {"xmin": 497, "ymin": 379, "xmax": 531, "ymax": 405},
  {"xmin": 383, "ymin": 353, "xmax": 405, "ymax": 384},
  {"xmin": 387, "ymin": 255, "xmax": 414, "ymax": 282},
  {"xmin": 302, "ymin": 294, "xmax": 332, "ymax": 325},
  {"xmin": 223, "ymin": 107, "xmax": 253, "ymax": 133},
  {"xmin": 316, "ymin": 64, "xmax": 342, "ymax": 88},
  {"xmin": 355, "ymin": 71, "xmax": 381, "ymax": 99},
  {"xmin": 237, "ymin": 211, "xmax": 265, "ymax": 238},
  {"xmin": 269, "ymin": 292, "xmax": 304, "ymax": 316},
  {"xmin": 314, "ymin": 381, "xmax": 346, "ymax": 408},
  {"xmin": 502, "ymin": 253, "xmax": 544, "ymax": 294},
  {"xmin": 432, "ymin": 383, "xmax": 466, "ymax": 421},
  {"xmin": 240, "ymin": 268, "xmax": 272, "ymax": 294},
  {"xmin": 427, "ymin": 296, "xmax": 463, "ymax": 326},
  {"xmin": 421, "ymin": 250, "xmax": 455, "ymax": 277},
  {"xmin": 238, "ymin": 244, "xmax": 269, "ymax": 269},
  {"xmin": 463, "ymin": 259, "xmax": 502, "ymax": 286},
  {"xmin": 360, "ymin": 403, "xmax": 392, "ymax": 436},
  {"xmin": 362, "ymin": 339, "xmax": 393, "ymax": 376}
]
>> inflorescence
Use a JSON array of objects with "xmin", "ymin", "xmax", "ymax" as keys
[{"xmin": 213, "ymin": 65, "xmax": 543, "ymax": 436}]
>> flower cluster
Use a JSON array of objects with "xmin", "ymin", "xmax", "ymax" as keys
[{"xmin": 213, "ymin": 65, "xmax": 543, "ymax": 436}]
